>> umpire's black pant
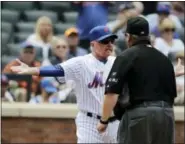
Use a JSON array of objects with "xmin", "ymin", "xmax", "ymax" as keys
[{"xmin": 117, "ymin": 101, "xmax": 175, "ymax": 144}]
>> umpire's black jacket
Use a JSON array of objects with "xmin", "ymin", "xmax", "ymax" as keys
[{"xmin": 105, "ymin": 40, "xmax": 177, "ymax": 120}]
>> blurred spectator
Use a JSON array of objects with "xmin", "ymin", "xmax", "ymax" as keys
[
  {"xmin": 107, "ymin": 3, "xmax": 137, "ymax": 35},
  {"xmin": 73, "ymin": 2, "xmax": 110, "ymax": 49},
  {"xmin": 1, "ymin": 74, "xmax": 15, "ymax": 102},
  {"xmin": 171, "ymin": 2, "xmax": 184, "ymax": 25},
  {"xmin": 154, "ymin": 18, "xmax": 184, "ymax": 56},
  {"xmin": 29, "ymin": 78, "xmax": 60, "ymax": 104},
  {"xmin": 174, "ymin": 51, "xmax": 184, "ymax": 105},
  {"xmin": 146, "ymin": 2, "xmax": 183, "ymax": 33},
  {"xmin": 3, "ymin": 41, "xmax": 41, "ymax": 101},
  {"xmin": 50, "ymin": 37, "xmax": 69, "ymax": 65},
  {"xmin": 58, "ymin": 80, "xmax": 77, "ymax": 103},
  {"xmin": 132, "ymin": 2, "xmax": 144, "ymax": 16},
  {"xmin": 107, "ymin": 3, "xmax": 137, "ymax": 51},
  {"xmin": 50, "ymin": 37, "xmax": 77, "ymax": 103},
  {"xmin": 27, "ymin": 16, "xmax": 56, "ymax": 66},
  {"xmin": 64, "ymin": 27, "xmax": 88, "ymax": 59},
  {"xmin": 151, "ymin": 3, "xmax": 180, "ymax": 39}
]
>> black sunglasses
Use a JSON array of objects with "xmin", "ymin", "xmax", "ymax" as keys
[
  {"xmin": 163, "ymin": 28, "xmax": 175, "ymax": 32},
  {"xmin": 99, "ymin": 39, "xmax": 115, "ymax": 45}
]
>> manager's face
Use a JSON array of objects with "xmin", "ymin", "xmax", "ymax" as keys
[{"xmin": 91, "ymin": 37, "xmax": 115, "ymax": 59}]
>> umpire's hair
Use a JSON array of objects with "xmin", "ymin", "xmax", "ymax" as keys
[{"xmin": 130, "ymin": 34, "xmax": 151, "ymax": 45}]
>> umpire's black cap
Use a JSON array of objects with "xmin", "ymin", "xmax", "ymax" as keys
[{"xmin": 125, "ymin": 16, "xmax": 149, "ymax": 36}]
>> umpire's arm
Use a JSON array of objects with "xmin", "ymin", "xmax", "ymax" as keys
[{"xmin": 101, "ymin": 50, "xmax": 135, "ymax": 122}]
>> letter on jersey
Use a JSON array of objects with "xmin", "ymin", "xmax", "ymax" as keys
[{"xmin": 88, "ymin": 72, "xmax": 104, "ymax": 88}]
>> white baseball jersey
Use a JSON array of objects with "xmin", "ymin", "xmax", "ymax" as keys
[
  {"xmin": 58, "ymin": 53, "xmax": 116, "ymax": 115},
  {"xmin": 57, "ymin": 53, "xmax": 119, "ymax": 143}
]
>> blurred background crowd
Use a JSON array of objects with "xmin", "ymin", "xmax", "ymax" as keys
[{"xmin": 1, "ymin": 1, "xmax": 184, "ymax": 105}]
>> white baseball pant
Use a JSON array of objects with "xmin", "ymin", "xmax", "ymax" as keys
[{"xmin": 75, "ymin": 111, "xmax": 119, "ymax": 143}]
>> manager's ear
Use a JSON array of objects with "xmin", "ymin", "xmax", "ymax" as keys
[{"xmin": 90, "ymin": 41, "xmax": 95, "ymax": 47}]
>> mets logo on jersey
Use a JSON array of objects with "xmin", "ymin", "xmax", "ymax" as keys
[{"xmin": 88, "ymin": 72, "xmax": 104, "ymax": 88}]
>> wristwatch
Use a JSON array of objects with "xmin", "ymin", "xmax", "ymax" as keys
[{"xmin": 100, "ymin": 119, "xmax": 109, "ymax": 125}]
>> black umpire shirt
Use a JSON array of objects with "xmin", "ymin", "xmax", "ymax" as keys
[{"xmin": 105, "ymin": 40, "xmax": 177, "ymax": 106}]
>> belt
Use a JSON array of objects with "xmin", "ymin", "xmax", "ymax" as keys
[
  {"xmin": 85, "ymin": 112, "xmax": 117, "ymax": 122},
  {"xmin": 128, "ymin": 101, "xmax": 172, "ymax": 110}
]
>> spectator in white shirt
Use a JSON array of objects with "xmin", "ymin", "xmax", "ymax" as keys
[
  {"xmin": 154, "ymin": 18, "xmax": 184, "ymax": 56},
  {"xmin": 27, "ymin": 16, "xmax": 56, "ymax": 66},
  {"xmin": 174, "ymin": 52, "xmax": 184, "ymax": 105},
  {"xmin": 50, "ymin": 37, "xmax": 76, "ymax": 103}
]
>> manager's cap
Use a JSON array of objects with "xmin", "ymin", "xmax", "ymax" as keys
[
  {"xmin": 125, "ymin": 16, "xmax": 149, "ymax": 36},
  {"xmin": 89, "ymin": 26, "xmax": 117, "ymax": 42}
]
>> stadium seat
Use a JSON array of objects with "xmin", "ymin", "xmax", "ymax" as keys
[
  {"xmin": 63, "ymin": 12, "xmax": 78, "ymax": 23},
  {"xmin": 1, "ymin": 22, "xmax": 13, "ymax": 34},
  {"xmin": 2, "ymin": 46, "xmax": 10, "ymax": 56},
  {"xmin": 39, "ymin": 2, "xmax": 71, "ymax": 12},
  {"xmin": 14, "ymin": 33, "xmax": 31, "ymax": 43},
  {"xmin": 2, "ymin": 32, "xmax": 10, "ymax": 47},
  {"xmin": 7, "ymin": 43, "xmax": 21, "ymax": 57},
  {"xmin": 24, "ymin": 10, "xmax": 58, "ymax": 23},
  {"xmin": 55, "ymin": 23, "xmax": 75, "ymax": 35},
  {"xmin": 15, "ymin": 22, "xmax": 35, "ymax": 33},
  {"xmin": 2, "ymin": 2, "xmax": 35, "ymax": 11},
  {"xmin": 2, "ymin": 9, "xmax": 20, "ymax": 24}
]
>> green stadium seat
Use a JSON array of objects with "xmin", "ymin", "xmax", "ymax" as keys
[
  {"xmin": 39, "ymin": 2, "xmax": 71, "ymax": 12},
  {"xmin": 2, "ymin": 22, "xmax": 13, "ymax": 34},
  {"xmin": 24, "ymin": 10, "xmax": 58, "ymax": 23},
  {"xmin": 55, "ymin": 23, "xmax": 75, "ymax": 35},
  {"xmin": 14, "ymin": 33, "xmax": 31, "ymax": 43},
  {"xmin": 63, "ymin": 12, "xmax": 78, "ymax": 23},
  {"xmin": 16, "ymin": 22, "xmax": 35, "ymax": 33},
  {"xmin": 2, "ymin": 2, "xmax": 35, "ymax": 11},
  {"xmin": 2, "ymin": 32, "xmax": 10, "ymax": 47},
  {"xmin": 2, "ymin": 9, "xmax": 20, "ymax": 24}
]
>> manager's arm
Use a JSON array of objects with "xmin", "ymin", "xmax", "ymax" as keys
[
  {"xmin": 10, "ymin": 58, "xmax": 82, "ymax": 81},
  {"xmin": 10, "ymin": 59, "xmax": 65, "ymax": 77},
  {"xmin": 97, "ymin": 54, "xmax": 134, "ymax": 133}
]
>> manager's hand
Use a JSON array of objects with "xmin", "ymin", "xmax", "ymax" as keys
[
  {"xmin": 10, "ymin": 59, "xmax": 39, "ymax": 75},
  {"xmin": 97, "ymin": 122, "xmax": 108, "ymax": 133},
  {"xmin": 175, "ymin": 58, "xmax": 184, "ymax": 77}
]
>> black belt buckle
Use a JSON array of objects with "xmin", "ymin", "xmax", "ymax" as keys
[
  {"xmin": 87, "ymin": 112, "xmax": 101, "ymax": 119},
  {"xmin": 86, "ymin": 112, "xmax": 116, "ymax": 122}
]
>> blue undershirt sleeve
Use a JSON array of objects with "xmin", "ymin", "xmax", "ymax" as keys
[{"xmin": 39, "ymin": 64, "xmax": 65, "ymax": 77}]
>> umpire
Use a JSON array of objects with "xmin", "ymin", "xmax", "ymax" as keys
[{"xmin": 97, "ymin": 16, "xmax": 177, "ymax": 144}]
